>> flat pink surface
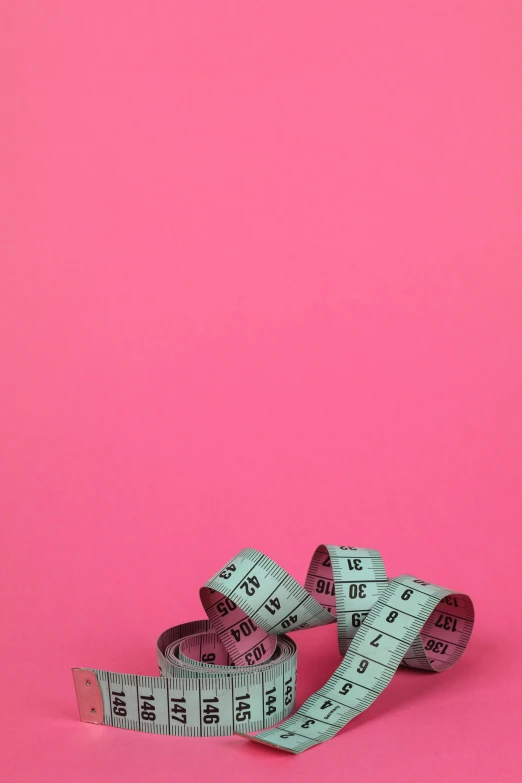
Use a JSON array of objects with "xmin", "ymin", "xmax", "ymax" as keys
[{"xmin": 2, "ymin": 1, "xmax": 522, "ymax": 780}]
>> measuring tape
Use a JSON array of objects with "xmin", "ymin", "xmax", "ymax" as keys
[{"xmin": 73, "ymin": 545, "xmax": 474, "ymax": 753}]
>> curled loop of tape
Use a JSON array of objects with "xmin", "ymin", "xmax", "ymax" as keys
[{"xmin": 73, "ymin": 545, "xmax": 474, "ymax": 753}]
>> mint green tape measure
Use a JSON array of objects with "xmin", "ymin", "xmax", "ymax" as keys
[{"xmin": 72, "ymin": 545, "xmax": 474, "ymax": 753}]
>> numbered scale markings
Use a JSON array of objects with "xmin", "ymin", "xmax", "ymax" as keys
[{"xmin": 73, "ymin": 545, "xmax": 474, "ymax": 753}]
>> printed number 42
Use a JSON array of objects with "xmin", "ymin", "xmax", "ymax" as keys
[{"xmin": 240, "ymin": 576, "xmax": 260, "ymax": 596}]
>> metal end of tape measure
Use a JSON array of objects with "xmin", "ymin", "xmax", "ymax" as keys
[{"xmin": 72, "ymin": 669, "xmax": 104, "ymax": 724}]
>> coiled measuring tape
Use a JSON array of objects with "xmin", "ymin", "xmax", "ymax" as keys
[{"xmin": 73, "ymin": 545, "xmax": 474, "ymax": 753}]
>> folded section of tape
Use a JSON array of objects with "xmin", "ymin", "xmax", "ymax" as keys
[{"xmin": 72, "ymin": 545, "xmax": 474, "ymax": 753}]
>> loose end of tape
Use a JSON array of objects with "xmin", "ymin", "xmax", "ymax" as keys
[
  {"xmin": 72, "ymin": 668, "xmax": 104, "ymax": 724},
  {"xmin": 235, "ymin": 732, "xmax": 299, "ymax": 754}
]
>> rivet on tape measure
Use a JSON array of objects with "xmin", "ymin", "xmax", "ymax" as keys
[{"xmin": 72, "ymin": 545, "xmax": 474, "ymax": 753}]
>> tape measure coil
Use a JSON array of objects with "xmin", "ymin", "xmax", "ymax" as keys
[{"xmin": 73, "ymin": 544, "xmax": 474, "ymax": 753}]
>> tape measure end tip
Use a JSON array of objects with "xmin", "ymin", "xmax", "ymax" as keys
[
  {"xmin": 234, "ymin": 732, "xmax": 299, "ymax": 754},
  {"xmin": 72, "ymin": 669, "xmax": 104, "ymax": 725}
]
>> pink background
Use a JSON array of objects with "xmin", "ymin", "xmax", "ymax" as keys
[{"xmin": 2, "ymin": 1, "xmax": 522, "ymax": 780}]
